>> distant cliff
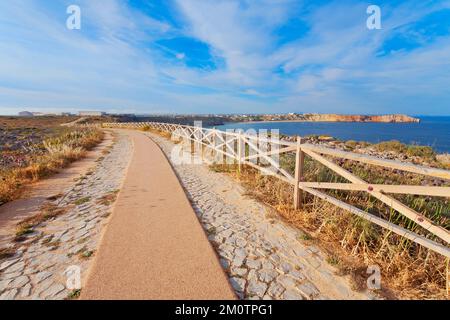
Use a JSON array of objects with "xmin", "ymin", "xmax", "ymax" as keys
[{"xmin": 301, "ymin": 114, "xmax": 420, "ymax": 123}]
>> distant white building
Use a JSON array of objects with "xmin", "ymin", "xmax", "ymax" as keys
[{"xmin": 78, "ymin": 111, "xmax": 106, "ymax": 116}]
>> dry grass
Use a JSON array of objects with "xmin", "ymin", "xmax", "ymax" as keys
[
  {"xmin": 141, "ymin": 125, "xmax": 172, "ymax": 139},
  {"xmin": 0, "ymin": 128, "xmax": 104, "ymax": 205},
  {"xmin": 0, "ymin": 116, "xmax": 80, "ymax": 129},
  {"xmin": 231, "ymin": 163, "xmax": 449, "ymax": 299},
  {"xmin": 14, "ymin": 203, "xmax": 69, "ymax": 241}
]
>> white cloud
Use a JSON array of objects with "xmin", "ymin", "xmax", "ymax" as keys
[{"xmin": 0, "ymin": 0, "xmax": 449, "ymax": 115}]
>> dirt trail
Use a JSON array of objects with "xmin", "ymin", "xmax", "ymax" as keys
[
  {"xmin": 81, "ymin": 130, "xmax": 235, "ymax": 300},
  {"xmin": 0, "ymin": 132, "xmax": 113, "ymax": 248}
]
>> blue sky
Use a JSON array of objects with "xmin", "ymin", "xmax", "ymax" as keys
[{"xmin": 0, "ymin": 0, "xmax": 450, "ymax": 115}]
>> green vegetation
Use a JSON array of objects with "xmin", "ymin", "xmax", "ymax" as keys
[
  {"xmin": 74, "ymin": 197, "xmax": 91, "ymax": 206},
  {"xmin": 373, "ymin": 140, "xmax": 436, "ymax": 160},
  {"xmin": 67, "ymin": 289, "xmax": 81, "ymax": 300}
]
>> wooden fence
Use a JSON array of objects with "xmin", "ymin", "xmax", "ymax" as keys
[{"xmin": 102, "ymin": 122, "xmax": 450, "ymax": 258}]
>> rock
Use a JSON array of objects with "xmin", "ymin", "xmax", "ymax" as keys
[
  {"xmin": 288, "ymin": 270, "xmax": 306, "ymax": 281},
  {"xmin": 230, "ymin": 267, "xmax": 247, "ymax": 277},
  {"xmin": 41, "ymin": 283, "xmax": 65, "ymax": 300},
  {"xmin": 258, "ymin": 269, "xmax": 279, "ymax": 283},
  {"xmin": 20, "ymin": 283, "xmax": 32, "ymax": 298},
  {"xmin": 219, "ymin": 258, "xmax": 230, "ymax": 269},
  {"xmin": 277, "ymin": 275, "xmax": 297, "ymax": 288},
  {"xmin": 35, "ymin": 271, "xmax": 53, "ymax": 284},
  {"xmin": 0, "ymin": 288, "xmax": 18, "ymax": 300},
  {"xmin": 9, "ymin": 275, "xmax": 30, "ymax": 288},
  {"xmin": 0, "ymin": 258, "xmax": 20, "ymax": 272},
  {"xmin": 232, "ymin": 255, "xmax": 245, "ymax": 268},
  {"xmin": 235, "ymin": 238, "xmax": 247, "ymax": 247},
  {"xmin": 267, "ymin": 282, "xmax": 285, "ymax": 298},
  {"xmin": 297, "ymin": 282, "xmax": 320, "ymax": 299},
  {"xmin": 262, "ymin": 260, "xmax": 274, "ymax": 270},
  {"xmin": 283, "ymin": 288, "xmax": 305, "ymax": 300},
  {"xmin": 0, "ymin": 279, "xmax": 13, "ymax": 293},
  {"xmin": 229, "ymin": 277, "xmax": 246, "ymax": 292},
  {"xmin": 2, "ymin": 271, "xmax": 22, "ymax": 280},
  {"xmin": 245, "ymin": 258, "xmax": 261, "ymax": 270},
  {"xmin": 68, "ymin": 244, "xmax": 86, "ymax": 256},
  {"xmin": 246, "ymin": 280, "xmax": 267, "ymax": 297},
  {"xmin": 279, "ymin": 262, "xmax": 293, "ymax": 273},
  {"xmin": 3, "ymin": 261, "xmax": 25, "ymax": 274}
]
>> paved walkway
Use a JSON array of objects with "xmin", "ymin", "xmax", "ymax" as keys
[{"xmin": 81, "ymin": 130, "xmax": 235, "ymax": 300}]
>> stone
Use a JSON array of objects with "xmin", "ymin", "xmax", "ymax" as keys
[
  {"xmin": 283, "ymin": 288, "xmax": 305, "ymax": 300},
  {"xmin": 280, "ymin": 262, "xmax": 293, "ymax": 273},
  {"xmin": 219, "ymin": 258, "xmax": 230, "ymax": 269},
  {"xmin": 229, "ymin": 277, "xmax": 246, "ymax": 292},
  {"xmin": 235, "ymin": 238, "xmax": 247, "ymax": 247},
  {"xmin": 0, "ymin": 258, "xmax": 20, "ymax": 272},
  {"xmin": 230, "ymin": 267, "xmax": 247, "ymax": 277},
  {"xmin": 41, "ymin": 283, "xmax": 65, "ymax": 299},
  {"xmin": 262, "ymin": 260, "xmax": 274, "ymax": 270},
  {"xmin": 296, "ymin": 282, "xmax": 320, "ymax": 299},
  {"xmin": 246, "ymin": 280, "xmax": 267, "ymax": 297},
  {"xmin": 2, "ymin": 271, "xmax": 22, "ymax": 280},
  {"xmin": 36, "ymin": 278, "xmax": 56, "ymax": 295},
  {"xmin": 9, "ymin": 275, "xmax": 30, "ymax": 288},
  {"xmin": 3, "ymin": 261, "xmax": 25, "ymax": 274},
  {"xmin": 35, "ymin": 271, "xmax": 53, "ymax": 284},
  {"xmin": 232, "ymin": 255, "xmax": 245, "ymax": 268},
  {"xmin": 245, "ymin": 258, "xmax": 261, "ymax": 270},
  {"xmin": 68, "ymin": 244, "xmax": 86, "ymax": 256},
  {"xmin": 0, "ymin": 288, "xmax": 18, "ymax": 300},
  {"xmin": 277, "ymin": 275, "xmax": 297, "ymax": 288},
  {"xmin": 247, "ymin": 269, "xmax": 258, "ymax": 281},
  {"xmin": 267, "ymin": 282, "xmax": 285, "ymax": 298},
  {"xmin": 288, "ymin": 270, "xmax": 306, "ymax": 281},
  {"xmin": 258, "ymin": 269, "xmax": 279, "ymax": 283},
  {"xmin": 20, "ymin": 284, "xmax": 32, "ymax": 298},
  {"xmin": 0, "ymin": 279, "xmax": 13, "ymax": 293}
]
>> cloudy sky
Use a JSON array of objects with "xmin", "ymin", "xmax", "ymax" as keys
[{"xmin": 0, "ymin": 0, "xmax": 450, "ymax": 115}]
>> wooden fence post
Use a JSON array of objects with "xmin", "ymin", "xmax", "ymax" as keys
[
  {"xmin": 237, "ymin": 131, "xmax": 243, "ymax": 174},
  {"xmin": 211, "ymin": 128, "xmax": 216, "ymax": 161},
  {"xmin": 294, "ymin": 136, "xmax": 305, "ymax": 210}
]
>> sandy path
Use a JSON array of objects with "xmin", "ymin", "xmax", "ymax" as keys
[
  {"xmin": 0, "ymin": 132, "xmax": 113, "ymax": 248},
  {"xmin": 81, "ymin": 130, "xmax": 235, "ymax": 300}
]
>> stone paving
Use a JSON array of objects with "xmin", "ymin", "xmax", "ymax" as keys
[
  {"xmin": 148, "ymin": 132, "xmax": 375, "ymax": 300},
  {"xmin": 0, "ymin": 131, "xmax": 132, "ymax": 300}
]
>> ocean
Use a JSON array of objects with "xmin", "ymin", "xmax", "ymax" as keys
[{"xmin": 215, "ymin": 116, "xmax": 450, "ymax": 153}]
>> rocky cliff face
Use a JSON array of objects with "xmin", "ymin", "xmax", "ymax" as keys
[{"xmin": 302, "ymin": 114, "xmax": 420, "ymax": 123}]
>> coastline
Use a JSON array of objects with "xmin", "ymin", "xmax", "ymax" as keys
[{"xmin": 215, "ymin": 117, "xmax": 449, "ymax": 154}]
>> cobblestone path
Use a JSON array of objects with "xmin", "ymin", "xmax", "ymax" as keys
[{"xmin": 0, "ymin": 132, "xmax": 132, "ymax": 300}]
